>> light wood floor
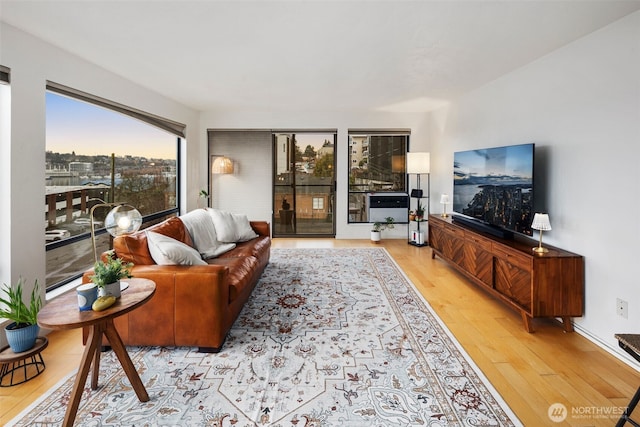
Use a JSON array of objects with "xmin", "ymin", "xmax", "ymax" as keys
[{"xmin": 2, "ymin": 239, "xmax": 639, "ymax": 426}]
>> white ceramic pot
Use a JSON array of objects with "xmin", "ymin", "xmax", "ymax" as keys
[
  {"xmin": 370, "ymin": 231, "xmax": 381, "ymax": 243},
  {"xmin": 100, "ymin": 280, "xmax": 121, "ymax": 299}
]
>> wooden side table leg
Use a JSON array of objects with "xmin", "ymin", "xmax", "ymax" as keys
[
  {"xmin": 90, "ymin": 323, "xmax": 105, "ymax": 390},
  {"xmin": 103, "ymin": 319, "xmax": 149, "ymax": 402},
  {"xmin": 64, "ymin": 323, "xmax": 101, "ymax": 427}
]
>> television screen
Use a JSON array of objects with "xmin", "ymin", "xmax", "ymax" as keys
[{"xmin": 453, "ymin": 143, "xmax": 534, "ymax": 236}]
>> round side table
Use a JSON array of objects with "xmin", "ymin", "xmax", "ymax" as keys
[
  {"xmin": 0, "ymin": 336, "xmax": 48, "ymax": 387},
  {"xmin": 38, "ymin": 278, "xmax": 155, "ymax": 427}
]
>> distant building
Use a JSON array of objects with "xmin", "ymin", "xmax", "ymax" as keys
[
  {"xmin": 69, "ymin": 162, "xmax": 93, "ymax": 175},
  {"xmin": 317, "ymin": 140, "xmax": 334, "ymax": 158},
  {"xmin": 349, "ymin": 135, "xmax": 368, "ymax": 170}
]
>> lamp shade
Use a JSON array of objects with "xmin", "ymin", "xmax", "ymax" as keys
[
  {"xmin": 104, "ymin": 205, "xmax": 142, "ymax": 237},
  {"xmin": 406, "ymin": 152, "xmax": 430, "ymax": 174},
  {"xmin": 440, "ymin": 194, "xmax": 450, "ymax": 204},
  {"xmin": 212, "ymin": 156, "xmax": 234, "ymax": 174},
  {"xmin": 531, "ymin": 213, "xmax": 552, "ymax": 231}
]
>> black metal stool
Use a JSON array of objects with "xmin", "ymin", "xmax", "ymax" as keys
[
  {"xmin": 0, "ymin": 336, "xmax": 48, "ymax": 387},
  {"xmin": 616, "ymin": 334, "xmax": 640, "ymax": 427}
]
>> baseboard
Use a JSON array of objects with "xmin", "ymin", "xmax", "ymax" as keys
[{"xmin": 572, "ymin": 321, "xmax": 640, "ymax": 372}]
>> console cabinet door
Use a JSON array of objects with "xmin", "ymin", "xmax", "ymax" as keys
[
  {"xmin": 429, "ymin": 221, "xmax": 445, "ymax": 254},
  {"xmin": 439, "ymin": 224, "xmax": 463, "ymax": 263},
  {"xmin": 493, "ymin": 246, "xmax": 533, "ymax": 312},
  {"xmin": 462, "ymin": 233, "xmax": 493, "ymax": 287}
]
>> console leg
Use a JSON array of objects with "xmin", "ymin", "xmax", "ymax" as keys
[
  {"xmin": 521, "ymin": 312, "xmax": 534, "ymax": 333},
  {"xmin": 561, "ymin": 316, "xmax": 574, "ymax": 333}
]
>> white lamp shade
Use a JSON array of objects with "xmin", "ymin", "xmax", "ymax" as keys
[
  {"xmin": 440, "ymin": 194, "xmax": 450, "ymax": 204},
  {"xmin": 212, "ymin": 156, "xmax": 234, "ymax": 174},
  {"xmin": 406, "ymin": 152, "xmax": 430, "ymax": 174},
  {"xmin": 105, "ymin": 205, "xmax": 142, "ymax": 237},
  {"xmin": 531, "ymin": 213, "xmax": 552, "ymax": 231}
]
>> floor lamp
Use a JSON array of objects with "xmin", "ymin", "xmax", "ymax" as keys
[
  {"xmin": 406, "ymin": 152, "xmax": 431, "ymax": 214},
  {"xmin": 211, "ymin": 155, "xmax": 234, "ymax": 208}
]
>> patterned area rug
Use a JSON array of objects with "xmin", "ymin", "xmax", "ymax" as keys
[{"xmin": 9, "ymin": 248, "xmax": 520, "ymax": 426}]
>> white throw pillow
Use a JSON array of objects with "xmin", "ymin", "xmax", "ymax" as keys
[
  {"xmin": 201, "ymin": 242, "xmax": 237, "ymax": 259},
  {"xmin": 232, "ymin": 213, "xmax": 259, "ymax": 242},
  {"xmin": 180, "ymin": 209, "xmax": 236, "ymax": 259},
  {"xmin": 146, "ymin": 231, "xmax": 207, "ymax": 265},
  {"xmin": 207, "ymin": 209, "xmax": 258, "ymax": 243}
]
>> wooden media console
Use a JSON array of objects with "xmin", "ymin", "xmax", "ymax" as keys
[{"xmin": 428, "ymin": 214, "xmax": 584, "ymax": 332}]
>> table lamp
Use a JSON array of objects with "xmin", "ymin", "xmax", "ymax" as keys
[
  {"xmin": 531, "ymin": 213, "xmax": 551, "ymax": 253},
  {"xmin": 90, "ymin": 202, "xmax": 142, "ymax": 262},
  {"xmin": 440, "ymin": 194, "xmax": 450, "ymax": 217}
]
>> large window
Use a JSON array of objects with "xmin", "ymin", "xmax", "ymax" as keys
[
  {"xmin": 45, "ymin": 83, "xmax": 183, "ymax": 290},
  {"xmin": 348, "ymin": 130, "xmax": 409, "ymax": 223}
]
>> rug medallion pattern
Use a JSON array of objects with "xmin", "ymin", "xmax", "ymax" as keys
[{"xmin": 10, "ymin": 248, "xmax": 518, "ymax": 426}]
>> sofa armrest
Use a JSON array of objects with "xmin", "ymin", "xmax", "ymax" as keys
[
  {"xmin": 82, "ymin": 264, "xmax": 231, "ymax": 347},
  {"xmin": 250, "ymin": 221, "xmax": 271, "ymax": 237}
]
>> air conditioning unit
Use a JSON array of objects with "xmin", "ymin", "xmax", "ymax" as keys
[{"xmin": 367, "ymin": 193, "xmax": 409, "ymax": 223}]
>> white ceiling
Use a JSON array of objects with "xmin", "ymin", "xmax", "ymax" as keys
[{"xmin": 2, "ymin": 0, "xmax": 639, "ymax": 113}]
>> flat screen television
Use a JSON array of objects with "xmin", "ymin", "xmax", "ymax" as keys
[{"xmin": 453, "ymin": 143, "xmax": 534, "ymax": 237}]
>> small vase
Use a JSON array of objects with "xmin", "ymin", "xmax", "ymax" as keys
[
  {"xmin": 370, "ymin": 231, "xmax": 381, "ymax": 243},
  {"xmin": 100, "ymin": 280, "xmax": 121, "ymax": 298},
  {"xmin": 5, "ymin": 323, "xmax": 39, "ymax": 353}
]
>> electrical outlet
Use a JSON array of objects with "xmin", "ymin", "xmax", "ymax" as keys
[{"xmin": 617, "ymin": 298, "xmax": 628, "ymax": 319}]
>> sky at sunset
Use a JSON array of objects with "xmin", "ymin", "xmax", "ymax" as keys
[{"xmin": 46, "ymin": 92, "xmax": 177, "ymax": 160}]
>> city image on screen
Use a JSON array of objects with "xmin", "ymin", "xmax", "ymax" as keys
[{"xmin": 453, "ymin": 143, "xmax": 534, "ymax": 236}]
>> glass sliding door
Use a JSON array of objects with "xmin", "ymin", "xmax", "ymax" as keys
[{"xmin": 273, "ymin": 132, "xmax": 336, "ymax": 237}]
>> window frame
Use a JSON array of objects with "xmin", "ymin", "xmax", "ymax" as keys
[
  {"xmin": 44, "ymin": 83, "xmax": 184, "ymax": 291},
  {"xmin": 347, "ymin": 129, "xmax": 410, "ymax": 224}
]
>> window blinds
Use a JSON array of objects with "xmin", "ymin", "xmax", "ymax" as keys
[{"xmin": 46, "ymin": 81, "xmax": 186, "ymax": 138}]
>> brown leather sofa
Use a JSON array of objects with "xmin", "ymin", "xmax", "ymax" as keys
[{"xmin": 82, "ymin": 213, "xmax": 271, "ymax": 353}]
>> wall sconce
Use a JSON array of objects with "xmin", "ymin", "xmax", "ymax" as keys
[
  {"xmin": 440, "ymin": 194, "xmax": 450, "ymax": 217},
  {"xmin": 211, "ymin": 156, "xmax": 234, "ymax": 174},
  {"xmin": 531, "ymin": 213, "xmax": 552, "ymax": 253},
  {"xmin": 90, "ymin": 202, "xmax": 142, "ymax": 262}
]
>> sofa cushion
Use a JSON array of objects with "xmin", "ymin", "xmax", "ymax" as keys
[
  {"xmin": 114, "ymin": 216, "xmax": 193, "ymax": 265},
  {"xmin": 180, "ymin": 209, "xmax": 237, "ymax": 259},
  {"xmin": 207, "ymin": 208, "xmax": 259, "ymax": 243},
  {"xmin": 147, "ymin": 231, "xmax": 207, "ymax": 265},
  {"xmin": 219, "ymin": 235, "xmax": 271, "ymax": 260}
]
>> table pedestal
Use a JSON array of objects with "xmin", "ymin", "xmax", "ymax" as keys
[
  {"xmin": 65, "ymin": 318, "xmax": 149, "ymax": 427},
  {"xmin": 38, "ymin": 278, "xmax": 155, "ymax": 427}
]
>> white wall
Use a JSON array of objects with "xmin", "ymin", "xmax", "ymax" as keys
[
  {"xmin": 0, "ymin": 24, "xmax": 200, "ymax": 324},
  {"xmin": 429, "ymin": 12, "xmax": 640, "ymax": 360},
  {"xmin": 200, "ymin": 110, "xmax": 431, "ymax": 239}
]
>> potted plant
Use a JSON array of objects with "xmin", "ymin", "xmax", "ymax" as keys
[
  {"xmin": 198, "ymin": 189, "xmax": 210, "ymax": 208},
  {"xmin": 371, "ymin": 216, "xmax": 395, "ymax": 243},
  {"xmin": 0, "ymin": 278, "xmax": 42, "ymax": 352},
  {"xmin": 415, "ymin": 200, "xmax": 425, "ymax": 220},
  {"xmin": 90, "ymin": 257, "xmax": 134, "ymax": 299}
]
